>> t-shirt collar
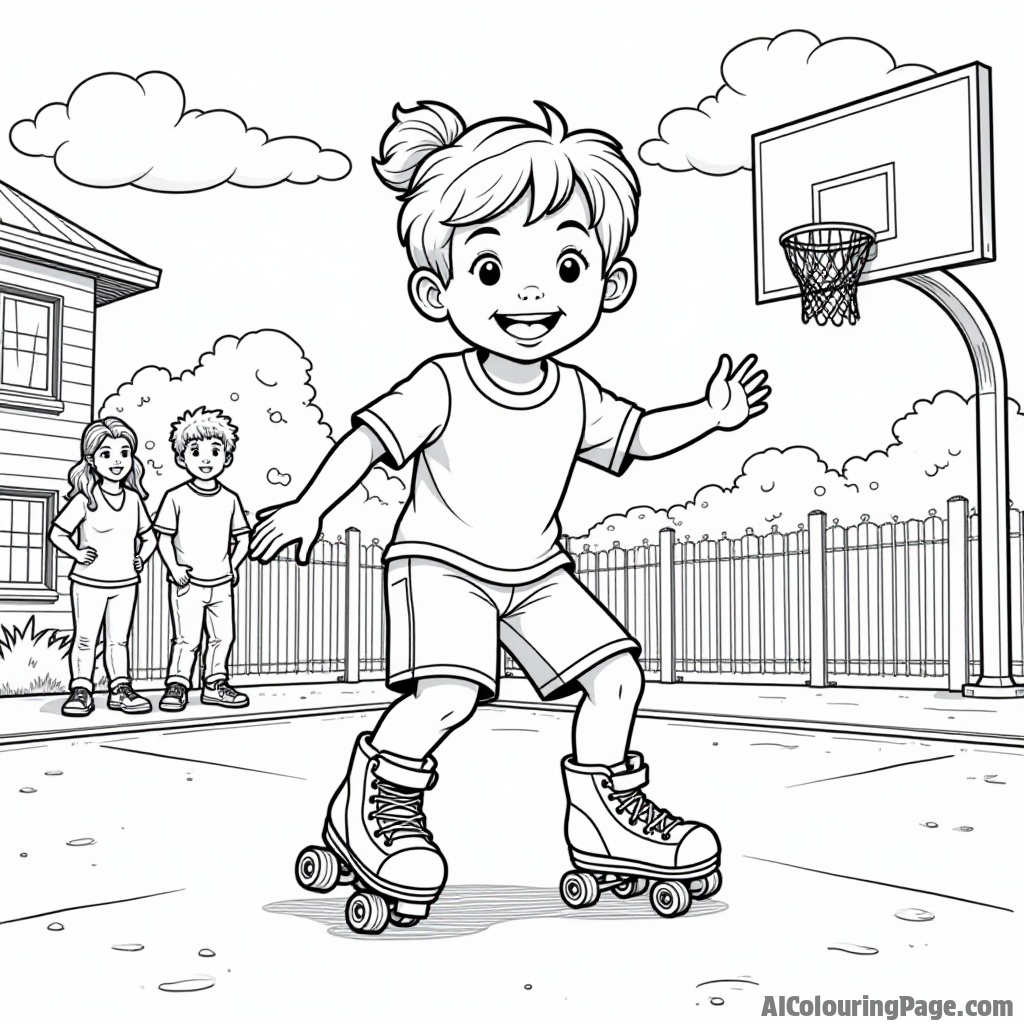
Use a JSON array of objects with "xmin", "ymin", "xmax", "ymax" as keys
[
  {"xmin": 188, "ymin": 480, "xmax": 222, "ymax": 496},
  {"xmin": 464, "ymin": 350, "xmax": 560, "ymax": 409}
]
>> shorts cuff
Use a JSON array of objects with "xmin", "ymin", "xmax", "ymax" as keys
[
  {"xmin": 536, "ymin": 639, "xmax": 641, "ymax": 700},
  {"xmin": 387, "ymin": 664, "xmax": 497, "ymax": 700}
]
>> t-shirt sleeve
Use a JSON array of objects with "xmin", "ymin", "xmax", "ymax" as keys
[
  {"xmin": 352, "ymin": 361, "xmax": 451, "ymax": 469},
  {"xmin": 230, "ymin": 492, "xmax": 251, "ymax": 535},
  {"xmin": 575, "ymin": 369, "xmax": 644, "ymax": 476},
  {"xmin": 52, "ymin": 493, "xmax": 87, "ymax": 535},
  {"xmin": 153, "ymin": 492, "xmax": 178, "ymax": 535}
]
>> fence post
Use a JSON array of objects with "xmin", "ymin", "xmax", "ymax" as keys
[
  {"xmin": 659, "ymin": 528, "xmax": 676, "ymax": 682},
  {"xmin": 807, "ymin": 510, "xmax": 833, "ymax": 687},
  {"xmin": 947, "ymin": 496, "xmax": 970, "ymax": 693},
  {"xmin": 344, "ymin": 527, "xmax": 362, "ymax": 682}
]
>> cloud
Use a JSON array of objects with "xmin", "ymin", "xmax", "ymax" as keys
[
  {"xmin": 639, "ymin": 30, "xmax": 933, "ymax": 175},
  {"xmin": 267, "ymin": 468, "xmax": 292, "ymax": 487},
  {"xmin": 10, "ymin": 71, "xmax": 351, "ymax": 191}
]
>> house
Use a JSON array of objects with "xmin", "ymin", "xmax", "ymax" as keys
[{"xmin": 0, "ymin": 180, "xmax": 161, "ymax": 630}]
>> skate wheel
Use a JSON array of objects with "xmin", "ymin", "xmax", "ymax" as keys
[
  {"xmin": 690, "ymin": 869, "xmax": 722, "ymax": 900},
  {"xmin": 560, "ymin": 870, "xmax": 601, "ymax": 909},
  {"xmin": 650, "ymin": 880, "xmax": 692, "ymax": 918},
  {"xmin": 346, "ymin": 891, "xmax": 389, "ymax": 934},
  {"xmin": 295, "ymin": 846, "xmax": 342, "ymax": 892},
  {"xmin": 612, "ymin": 877, "xmax": 649, "ymax": 899}
]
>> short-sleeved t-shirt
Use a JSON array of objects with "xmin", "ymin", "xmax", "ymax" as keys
[
  {"xmin": 153, "ymin": 481, "xmax": 250, "ymax": 586},
  {"xmin": 354, "ymin": 351, "xmax": 642, "ymax": 584},
  {"xmin": 53, "ymin": 488, "xmax": 152, "ymax": 588}
]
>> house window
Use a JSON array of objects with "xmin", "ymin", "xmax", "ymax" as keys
[
  {"xmin": 0, "ymin": 489, "xmax": 57, "ymax": 599},
  {"xmin": 0, "ymin": 286, "xmax": 62, "ymax": 410}
]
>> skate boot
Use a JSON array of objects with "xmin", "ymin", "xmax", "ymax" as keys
[
  {"xmin": 294, "ymin": 732, "xmax": 447, "ymax": 934},
  {"xmin": 558, "ymin": 753, "xmax": 722, "ymax": 918}
]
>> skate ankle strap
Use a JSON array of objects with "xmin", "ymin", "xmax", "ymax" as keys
[
  {"xmin": 373, "ymin": 754, "xmax": 438, "ymax": 791},
  {"xmin": 609, "ymin": 764, "xmax": 649, "ymax": 792}
]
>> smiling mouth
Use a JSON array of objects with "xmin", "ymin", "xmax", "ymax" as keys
[
  {"xmin": 198, "ymin": 466, "xmax": 214, "ymax": 473},
  {"xmin": 492, "ymin": 311, "xmax": 564, "ymax": 343},
  {"xmin": 109, "ymin": 466, "xmax": 125, "ymax": 475}
]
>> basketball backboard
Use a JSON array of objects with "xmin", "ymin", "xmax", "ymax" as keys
[{"xmin": 752, "ymin": 63, "xmax": 994, "ymax": 304}]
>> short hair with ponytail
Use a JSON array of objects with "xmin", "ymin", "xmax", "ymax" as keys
[{"xmin": 373, "ymin": 101, "xmax": 640, "ymax": 285}]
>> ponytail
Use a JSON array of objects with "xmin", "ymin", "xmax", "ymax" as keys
[{"xmin": 373, "ymin": 101, "xmax": 465, "ymax": 194}]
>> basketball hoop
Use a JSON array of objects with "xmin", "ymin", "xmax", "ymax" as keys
[{"xmin": 780, "ymin": 222, "xmax": 877, "ymax": 326}]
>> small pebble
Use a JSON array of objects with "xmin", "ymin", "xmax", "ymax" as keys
[
  {"xmin": 953, "ymin": 826, "xmax": 974, "ymax": 832},
  {"xmin": 828, "ymin": 943, "xmax": 878, "ymax": 955},
  {"xmin": 112, "ymin": 944, "xmax": 145, "ymax": 952},
  {"xmin": 19, "ymin": 787, "xmax": 36, "ymax": 794},
  {"xmin": 47, "ymin": 922, "xmax": 64, "ymax": 932},
  {"xmin": 198, "ymin": 949, "xmax": 215, "ymax": 958},
  {"xmin": 158, "ymin": 976, "xmax": 215, "ymax": 993},
  {"xmin": 710, "ymin": 997, "xmax": 725, "ymax": 1006},
  {"xmin": 524, "ymin": 984, "xmax": 532, "ymax": 990},
  {"xmin": 19, "ymin": 853, "xmax": 27, "ymax": 858},
  {"xmin": 67, "ymin": 838, "xmax": 96, "ymax": 847},
  {"xmin": 44, "ymin": 771, "xmax": 63, "ymax": 777},
  {"xmin": 923, "ymin": 822, "xmax": 938, "ymax": 828},
  {"xmin": 896, "ymin": 908, "xmax": 935, "ymax": 922}
]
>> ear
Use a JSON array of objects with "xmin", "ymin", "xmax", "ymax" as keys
[
  {"xmin": 175, "ymin": 453, "xmax": 186, "ymax": 469},
  {"xmin": 224, "ymin": 451, "xmax": 234, "ymax": 467},
  {"xmin": 85, "ymin": 455, "xmax": 95, "ymax": 466},
  {"xmin": 408, "ymin": 269, "xmax": 449, "ymax": 322},
  {"xmin": 601, "ymin": 258, "xmax": 637, "ymax": 313}
]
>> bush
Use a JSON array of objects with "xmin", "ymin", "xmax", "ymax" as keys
[{"xmin": 0, "ymin": 618, "xmax": 71, "ymax": 696}]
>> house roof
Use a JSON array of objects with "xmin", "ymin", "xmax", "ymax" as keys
[{"xmin": 0, "ymin": 179, "xmax": 160, "ymax": 305}]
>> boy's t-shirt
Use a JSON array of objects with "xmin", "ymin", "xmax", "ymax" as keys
[
  {"xmin": 354, "ymin": 351, "xmax": 642, "ymax": 585},
  {"xmin": 154, "ymin": 481, "xmax": 250, "ymax": 586},
  {"xmin": 53, "ymin": 488, "xmax": 152, "ymax": 588}
]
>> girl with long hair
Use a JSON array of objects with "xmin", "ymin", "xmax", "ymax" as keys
[{"xmin": 49, "ymin": 417, "xmax": 157, "ymax": 716}]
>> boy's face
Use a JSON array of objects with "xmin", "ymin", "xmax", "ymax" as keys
[
  {"xmin": 412, "ymin": 189, "xmax": 634, "ymax": 361},
  {"xmin": 177, "ymin": 438, "xmax": 231, "ymax": 481}
]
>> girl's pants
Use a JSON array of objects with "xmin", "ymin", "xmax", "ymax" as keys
[{"xmin": 69, "ymin": 582, "xmax": 137, "ymax": 691}]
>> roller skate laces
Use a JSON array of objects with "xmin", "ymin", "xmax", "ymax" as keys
[
  {"xmin": 369, "ymin": 774, "xmax": 433, "ymax": 847},
  {"xmin": 602, "ymin": 775, "xmax": 682, "ymax": 840}
]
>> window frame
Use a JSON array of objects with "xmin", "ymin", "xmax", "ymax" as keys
[
  {"xmin": 0, "ymin": 487, "xmax": 59, "ymax": 602},
  {"xmin": 0, "ymin": 284, "xmax": 63, "ymax": 415}
]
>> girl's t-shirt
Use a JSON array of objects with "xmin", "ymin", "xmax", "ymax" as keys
[{"xmin": 53, "ymin": 488, "xmax": 152, "ymax": 588}]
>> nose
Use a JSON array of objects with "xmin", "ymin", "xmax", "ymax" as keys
[{"xmin": 517, "ymin": 285, "xmax": 544, "ymax": 302}]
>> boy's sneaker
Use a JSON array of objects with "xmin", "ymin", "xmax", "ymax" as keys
[
  {"xmin": 61, "ymin": 686, "xmax": 95, "ymax": 718},
  {"xmin": 107, "ymin": 682, "xmax": 152, "ymax": 715},
  {"xmin": 201, "ymin": 681, "xmax": 249, "ymax": 708},
  {"xmin": 159, "ymin": 682, "xmax": 189, "ymax": 713}
]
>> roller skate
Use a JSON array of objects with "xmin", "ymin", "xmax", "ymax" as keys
[
  {"xmin": 294, "ymin": 733, "xmax": 447, "ymax": 934},
  {"xmin": 558, "ymin": 753, "xmax": 722, "ymax": 918}
]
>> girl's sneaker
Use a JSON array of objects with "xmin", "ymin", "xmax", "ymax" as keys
[
  {"xmin": 159, "ymin": 682, "xmax": 189, "ymax": 712},
  {"xmin": 61, "ymin": 686, "xmax": 95, "ymax": 717},
  {"xmin": 107, "ymin": 681, "xmax": 152, "ymax": 714}
]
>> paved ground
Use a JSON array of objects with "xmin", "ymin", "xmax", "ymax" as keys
[{"xmin": 1, "ymin": 702, "xmax": 1021, "ymax": 1023}]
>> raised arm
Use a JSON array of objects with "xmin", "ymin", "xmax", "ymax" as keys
[
  {"xmin": 250, "ymin": 424, "xmax": 386, "ymax": 564},
  {"xmin": 629, "ymin": 354, "xmax": 770, "ymax": 460}
]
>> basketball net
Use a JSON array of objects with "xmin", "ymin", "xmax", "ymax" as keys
[{"xmin": 780, "ymin": 222, "xmax": 877, "ymax": 326}]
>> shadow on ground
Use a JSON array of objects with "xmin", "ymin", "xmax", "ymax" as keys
[{"xmin": 265, "ymin": 884, "xmax": 727, "ymax": 941}]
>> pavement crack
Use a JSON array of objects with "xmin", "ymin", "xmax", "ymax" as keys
[
  {"xmin": 100, "ymin": 744, "xmax": 305, "ymax": 779},
  {"xmin": 786, "ymin": 753, "xmax": 954, "ymax": 788}
]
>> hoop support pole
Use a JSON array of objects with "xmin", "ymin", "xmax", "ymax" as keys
[{"xmin": 901, "ymin": 270, "xmax": 1024, "ymax": 697}]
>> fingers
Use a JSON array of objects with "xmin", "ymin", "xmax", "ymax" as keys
[
  {"xmin": 254, "ymin": 505, "xmax": 282, "ymax": 521},
  {"xmin": 251, "ymin": 519, "xmax": 279, "ymax": 553},
  {"xmin": 251, "ymin": 530, "xmax": 289, "ymax": 563},
  {"xmin": 742, "ymin": 369, "xmax": 768, "ymax": 392},
  {"xmin": 746, "ymin": 385, "xmax": 772, "ymax": 405},
  {"xmin": 747, "ymin": 402, "xmax": 769, "ymax": 419},
  {"xmin": 298, "ymin": 536, "xmax": 317, "ymax": 566},
  {"xmin": 733, "ymin": 354, "xmax": 757, "ymax": 382},
  {"xmin": 711, "ymin": 353, "xmax": 731, "ymax": 383}
]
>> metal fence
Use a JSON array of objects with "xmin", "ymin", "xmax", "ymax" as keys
[{"xmin": 127, "ymin": 500, "xmax": 1024, "ymax": 687}]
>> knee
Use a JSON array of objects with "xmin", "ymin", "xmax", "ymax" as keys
[
  {"xmin": 75, "ymin": 635, "xmax": 97, "ymax": 653},
  {"xmin": 413, "ymin": 677, "xmax": 479, "ymax": 727},
  {"xmin": 581, "ymin": 653, "xmax": 644, "ymax": 706}
]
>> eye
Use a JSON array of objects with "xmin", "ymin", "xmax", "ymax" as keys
[
  {"xmin": 120, "ymin": 449, "xmax": 129, "ymax": 458},
  {"xmin": 471, "ymin": 253, "xmax": 502, "ymax": 286},
  {"xmin": 191, "ymin": 448, "xmax": 200, "ymax": 457},
  {"xmin": 100, "ymin": 451, "xmax": 110, "ymax": 459},
  {"xmin": 558, "ymin": 249, "xmax": 588, "ymax": 284},
  {"xmin": 212, "ymin": 448, "xmax": 220, "ymax": 457}
]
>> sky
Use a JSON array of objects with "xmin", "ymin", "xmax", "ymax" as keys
[{"xmin": 0, "ymin": 0, "xmax": 1021, "ymax": 535}]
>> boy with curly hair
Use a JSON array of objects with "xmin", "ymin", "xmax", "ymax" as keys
[{"xmin": 155, "ymin": 407, "xmax": 251, "ymax": 712}]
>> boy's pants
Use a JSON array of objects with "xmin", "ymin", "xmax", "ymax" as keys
[
  {"xmin": 166, "ymin": 582, "xmax": 235, "ymax": 686},
  {"xmin": 69, "ymin": 582, "xmax": 137, "ymax": 690}
]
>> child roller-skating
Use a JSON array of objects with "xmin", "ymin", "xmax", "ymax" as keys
[{"xmin": 254, "ymin": 100, "xmax": 769, "ymax": 932}]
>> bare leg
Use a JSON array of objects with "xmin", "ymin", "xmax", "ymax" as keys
[
  {"xmin": 371, "ymin": 676, "xmax": 481, "ymax": 761},
  {"xmin": 572, "ymin": 652, "xmax": 644, "ymax": 766}
]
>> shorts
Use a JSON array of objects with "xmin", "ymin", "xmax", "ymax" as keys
[{"xmin": 385, "ymin": 556, "xmax": 640, "ymax": 701}]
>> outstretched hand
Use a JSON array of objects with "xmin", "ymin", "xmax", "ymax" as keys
[
  {"xmin": 706, "ymin": 354, "xmax": 770, "ymax": 431},
  {"xmin": 250, "ymin": 501, "xmax": 323, "ymax": 565}
]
